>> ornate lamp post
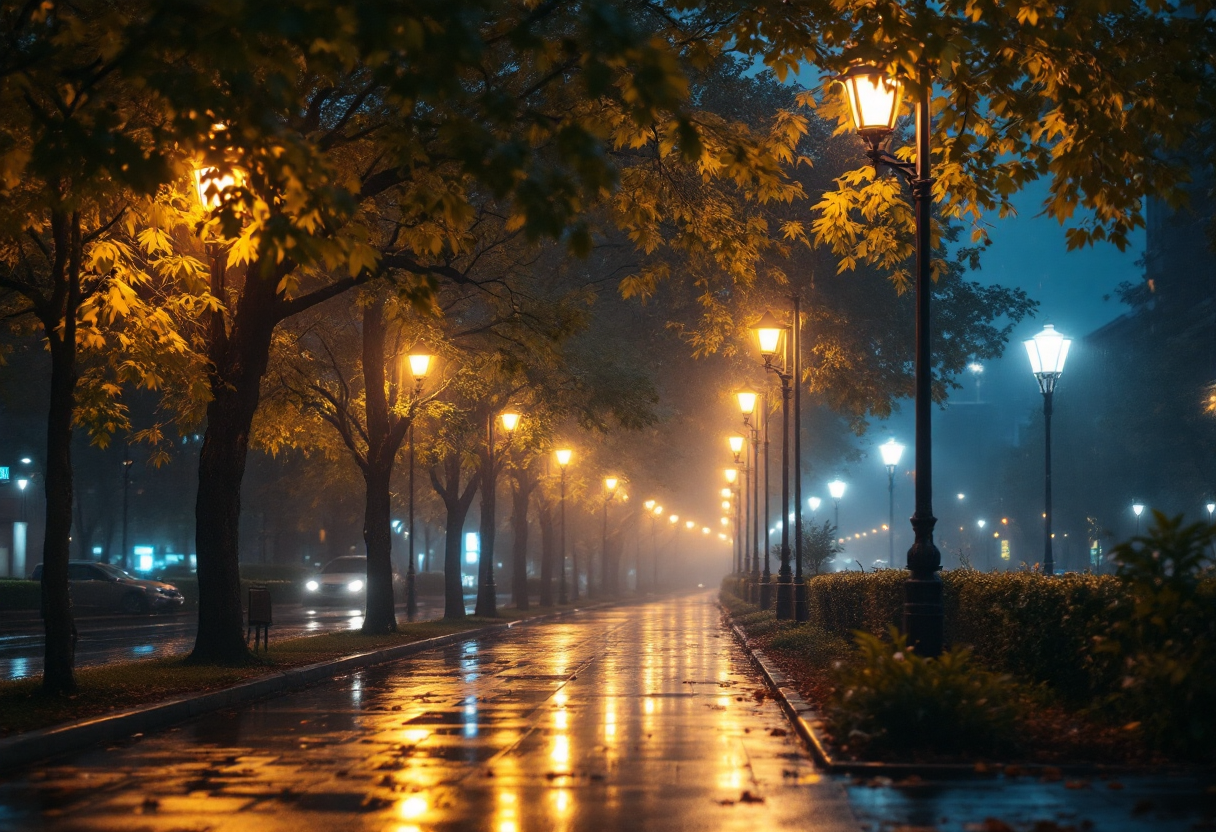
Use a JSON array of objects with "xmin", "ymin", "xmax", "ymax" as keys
[
  {"xmin": 879, "ymin": 439, "xmax": 905, "ymax": 569},
  {"xmin": 555, "ymin": 448, "xmax": 573, "ymax": 604},
  {"xmin": 1026, "ymin": 324, "xmax": 1072, "ymax": 575},
  {"xmin": 738, "ymin": 388, "xmax": 769, "ymax": 608},
  {"xmin": 601, "ymin": 476, "xmax": 619, "ymax": 596},
  {"xmin": 751, "ymin": 311, "xmax": 795, "ymax": 620},
  {"xmin": 650, "ymin": 503, "xmax": 663, "ymax": 591},
  {"xmin": 838, "ymin": 61, "xmax": 942, "ymax": 654},
  {"xmin": 405, "ymin": 353, "xmax": 433, "ymax": 621}
]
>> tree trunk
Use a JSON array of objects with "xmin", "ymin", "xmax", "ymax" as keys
[
  {"xmin": 510, "ymin": 469, "xmax": 535, "ymax": 610},
  {"xmin": 538, "ymin": 497, "xmax": 555, "ymax": 607},
  {"xmin": 40, "ymin": 270, "xmax": 79, "ymax": 695},
  {"xmin": 190, "ymin": 260, "xmax": 277, "ymax": 665},
  {"xmin": 362, "ymin": 461, "xmax": 397, "ymax": 633},
  {"xmin": 430, "ymin": 452, "xmax": 480, "ymax": 620},
  {"xmin": 360, "ymin": 300, "xmax": 405, "ymax": 635}
]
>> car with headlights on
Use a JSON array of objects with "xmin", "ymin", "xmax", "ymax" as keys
[
  {"xmin": 31, "ymin": 561, "xmax": 185, "ymax": 615},
  {"xmin": 304, "ymin": 556, "xmax": 401, "ymax": 605}
]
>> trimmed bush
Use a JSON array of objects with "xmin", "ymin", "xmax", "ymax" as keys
[
  {"xmin": 0, "ymin": 580, "xmax": 40, "ymax": 611},
  {"xmin": 803, "ymin": 569, "xmax": 1122, "ymax": 705},
  {"xmin": 767, "ymin": 624, "xmax": 851, "ymax": 666}
]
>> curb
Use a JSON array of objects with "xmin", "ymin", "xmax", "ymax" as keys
[
  {"xmin": 0, "ymin": 602, "xmax": 614, "ymax": 773},
  {"xmin": 723, "ymin": 606, "xmax": 1145, "ymax": 779}
]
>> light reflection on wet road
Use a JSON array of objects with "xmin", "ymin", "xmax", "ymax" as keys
[
  {"xmin": 0, "ymin": 593, "xmax": 857, "ymax": 831},
  {"xmin": 0, "ymin": 598, "xmax": 464, "ymax": 682}
]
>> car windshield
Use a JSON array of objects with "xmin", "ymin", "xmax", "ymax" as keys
[
  {"xmin": 93, "ymin": 563, "xmax": 136, "ymax": 580},
  {"xmin": 322, "ymin": 557, "xmax": 367, "ymax": 575}
]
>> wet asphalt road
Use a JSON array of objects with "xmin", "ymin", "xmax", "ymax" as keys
[
  {"xmin": 2, "ymin": 593, "xmax": 1213, "ymax": 831},
  {"xmin": 0, "ymin": 594, "xmax": 857, "ymax": 831},
  {"xmin": 0, "ymin": 599, "xmax": 457, "ymax": 682}
]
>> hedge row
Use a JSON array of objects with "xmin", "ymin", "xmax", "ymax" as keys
[{"xmin": 801, "ymin": 570, "xmax": 1125, "ymax": 705}]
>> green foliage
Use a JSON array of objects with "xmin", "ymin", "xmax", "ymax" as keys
[
  {"xmin": 767, "ymin": 624, "xmax": 851, "ymax": 668},
  {"xmin": 803, "ymin": 569, "xmax": 904, "ymax": 638},
  {"xmin": 800, "ymin": 520, "xmax": 843, "ymax": 576},
  {"xmin": 0, "ymin": 580, "xmax": 40, "ymax": 611},
  {"xmin": 804, "ymin": 569, "xmax": 1122, "ymax": 705},
  {"xmin": 830, "ymin": 629, "xmax": 1021, "ymax": 756},
  {"xmin": 1100, "ymin": 513, "xmax": 1216, "ymax": 757}
]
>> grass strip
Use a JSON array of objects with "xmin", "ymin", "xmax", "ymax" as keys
[{"xmin": 0, "ymin": 605, "xmax": 579, "ymax": 737}]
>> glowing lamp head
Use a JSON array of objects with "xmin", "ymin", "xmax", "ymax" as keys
[
  {"xmin": 686, "ymin": 520, "xmax": 695, "ymax": 530},
  {"xmin": 721, "ymin": 501, "xmax": 731, "ymax": 510},
  {"xmin": 828, "ymin": 479, "xmax": 847, "ymax": 500},
  {"xmin": 193, "ymin": 164, "xmax": 240, "ymax": 210},
  {"xmin": 724, "ymin": 468, "xmax": 738, "ymax": 484},
  {"xmin": 555, "ymin": 448, "xmax": 573, "ymax": 468},
  {"xmin": 1025, "ymin": 324, "xmax": 1072, "ymax": 385},
  {"xmin": 604, "ymin": 476, "xmax": 619, "ymax": 493},
  {"xmin": 1208, "ymin": 502, "xmax": 1215, "ymax": 514},
  {"xmin": 644, "ymin": 499, "xmax": 656, "ymax": 511},
  {"xmin": 837, "ymin": 64, "xmax": 903, "ymax": 139},
  {"xmin": 702, "ymin": 527, "xmax": 710, "ymax": 535},
  {"xmin": 16, "ymin": 478, "xmax": 28, "ymax": 491},
  {"xmin": 720, "ymin": 517, "xmax": 729, "ymax": 525},
  {"xmin": 654, "ymin": 505, "xmax": 664, "ymax": 515},
  {"xmin": 751, "ymin": 310, "xmax": 786, "ymax": 357},
  {"xmin": 407, "ymin": 353, "xmax": 433, "ymax": 383},
  {"xmin": 879, "ymin": 437, "xmax": 904, "ymax": 468},
  {"xmin": 499, "ymin": 411, "xmax": 521, "ymax": 434},
  {"xmin": 1132, "ymin": 502, "xmax": 1145, "ymax": 517},
  {"xmin": 669, "ymin": 514, "xmax": 679, "ymax": 524},
  {"xmin": 978, "ymin": 519, "xmax": 987, "ymax": 529},
  {"xmin": 736, "ymin": 389, "xmax": 758, "ymax": 417},
  {"xmin": 728, "ymin": 435, "xmax": 745, "ymax": 457},
  {"xmin": 808, "ymin": 496, "xmax": 822, "ymax": 512}
]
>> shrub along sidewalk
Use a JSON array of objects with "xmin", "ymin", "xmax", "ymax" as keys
[
  {"xmin": 0, "ymin": 604, "xmax": 583, "ymax": 739},
  {"xmin": 725, "ymin": 515, "xmax": 1216, "ymax": 767}
]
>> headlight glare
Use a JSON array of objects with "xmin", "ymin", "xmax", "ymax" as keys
[
  {"xmin": 305, "ymin": 580, "xmax": 319, "ymax": 591},
  {"xmin": 347, "ymin": 580, "xmax": 364, "ymax": 592}
]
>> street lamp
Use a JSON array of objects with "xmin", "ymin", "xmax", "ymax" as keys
[
  {"xmin": 601, "ymin": 476, "xmax": 619, "ymax": 597},
  {"xmin": 728, "ymin": 435, "xmax": 745, "ymax": 462},
  {"xmin": 879, "ymin": 439, "xmax": 904, "ymax": 569},
  {"xmin": 737, "ymin": 387, "xmax": 767, "ymax": 609},
  {"xmin": 405, "ymin": 352, "xmax": 434, "ymax": 621},
  {"xmin": 1207, "ymin": 501, "xmax": 1215, "ymax": 523},
  {"xmin": 476, "ymin": 408, "xmax": 523, "ymax": 616},
  {"xmin": 16, "ymin": 478, "xmax": 29, "ymax": 524},
  {"xmin": 1026, "ymin": 324, "xmax": 1072, "ymax": 576},
  {"xmin": 751, "ymin": 311, "xmax": 798, "ymax": 620},
  {"xmin": 723, "ymin": 468, "xmax": 737, "ymax": 484},
  {"xmin": 1132, "ymin": 501, "xmax": 1145, "ymax": 534},
  {"xmin": 839, "ymin": 60, "xmax": 945, "ymax": 655},
  {"xmin": 556, "ymin": 449, "xmax": 573, "ymax": 604},
  {"xmin": 828, "ymin": 479, "xmax": 846, "ymax": 531},
  {"xmin": 121, "ymin": 449, "xmax": 133, "ymax": 569}
]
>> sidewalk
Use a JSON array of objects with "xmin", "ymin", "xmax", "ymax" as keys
[{"xmin": 0, "ymin": 593, "xmax": 861, "ymax": 831}]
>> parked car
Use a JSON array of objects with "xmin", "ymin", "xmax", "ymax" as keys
[
  {"xmin": 305, "ymin": 556, "xmax": 401, "ymax": 606},
  {"xmin": 30, "ymin": 561, "xmax": 185, "ymax": 615}
]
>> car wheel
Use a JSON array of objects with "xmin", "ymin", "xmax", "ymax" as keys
[{"xmin": 121, "ymin": 592, "xmax": 149, "ymax": 615}]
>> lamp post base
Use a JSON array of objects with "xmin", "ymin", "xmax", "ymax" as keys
[
  {"xmin": 794, "ymin": 581, "xmax": 808, "ymax": 622},
  {"xmin": 759, "ymin": 577, "xmax": 772, "ymax": 610},
  {"xmin": 904, "ymin": 573, "xmax": 943, "ymax": 657},
  {"xmin": 775, "ymin": 578, "xmax": 794, "ymax": 620}
]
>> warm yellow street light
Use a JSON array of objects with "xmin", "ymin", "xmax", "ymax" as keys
[
  {"xmin": 685, "ymin": 520, "xmax": 695, "ymax": 530},
  {"xmin": 736, "ymin": 389, "xmax": 758, "ymax": 418},
  {"xmin": 654, "ymin": 504, "xmax": 664, "ymax": 515},
  {"xmin": 720, "ymin": 488, "xmax": 731, "ymax": 498},
  {"xmin": 721, "ymin": 500, "xmax": 731, "ymax": 510},
  {"xmin": 555, "ymin": 448, "xmax": 573, "ymax": 468},
  {"xmin": 644, "ymin": 499, "xmax": 656, "ymax": 511},
  {"xmin": 837, "ymin": 65, "xmax": 903, "ymax": 139},
  {"xmin": 702, "ymin": 527, "xmax": 710, "ymax": 535},
  {"xmin": 407, "ymin": 353, "xmax": 434, "ymax": 384},
  {"xmin": 751, "ymin": 310, "xmax": 786, "ymax": 357},
  {"xmin": 720, "ymin": 517, "xmax": 729, "ymax": 525},
  {"xmin": 605, "ymin": 476, "xmax": 619, "ymax": 493},
  {"xmin": 499, "ymin": 411, "xmax": 521, "ymax": 434},
  {"xmin": 669, "ymin": 514, "xmax": 679, "ymax": 524},
  {"xmin": 728, "ymin": 435, "xmax": 745, "ymax": 459},
  {"xmin": 724, "ymin": 468, "xmax": 738, "ymax": 484}
]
